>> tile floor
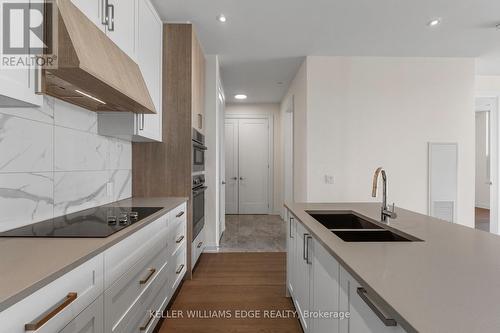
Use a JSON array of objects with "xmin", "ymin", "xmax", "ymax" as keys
[{"xmin": 218, "ymin": 215, "xmax": 286, "ymax": 252}]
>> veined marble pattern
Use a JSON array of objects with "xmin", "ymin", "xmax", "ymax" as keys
[
  {"xmin": 0, "ymin": 115, "xmax": 53, "ymax": 173},
  {"xmin": 54, "ymin": 99, "xmax": 97, "ymax": 133},
  {"xmin": 54, "ymin": 126, "xmax": 108, "ymax": 171},
  {"xmin": 0, "ymin": 173, "xmax": 53, "ymax": 232},
  {"xmin": 53, "ymin": 171, "xmax": 110, "ymax": 217},
  {"xmin": 0, "ymin": 96, "xmax": 54, "ymax": 124},
  {"xmin": 0, "ymin": 98, "xmax": 132, "ymax": 231},
  {"xmin": 218, "ymin": 215, "xmax": 286, "ymax": 252}
]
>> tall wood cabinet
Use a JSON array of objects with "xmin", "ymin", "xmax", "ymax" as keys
[{"xmin": 132, "ymin": 24, "xmax": 206, "ymax": 279}]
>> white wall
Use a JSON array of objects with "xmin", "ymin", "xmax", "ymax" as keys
[
  {"xmin": 225, "ymin": 103, "xmax": 282, "ymax": 214},
  {"xmin": 281, "ymin": 60, "xmax": 308, "ymax": 203},
  {"xmin": 204, "ymin": 55, "xmax": 223, "ymax": 248},
  {"xmin": 283, "ymin": 56, "xmax": 476, "ymax": 227},
  {"xmin": 0, "ymin": 97, "xmax": 132, "ymax": 232}
]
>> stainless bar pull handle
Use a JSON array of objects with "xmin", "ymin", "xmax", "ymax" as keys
[
  {"xmin": 138, "ymin": 114, "xmax": 145, "ymax": 130},
  {"xmin": 25, "ymin": 292, "xmax": 78, "ymax": 331},
  {"xmin": 176, "ymin": 211, "xmax": 185, "ymax": 218},
  {"xmin": 302, "ymin": 233, "xmax": 309, "ymax": 260},
  {"xmin": 139, "ymin": 268, "xmax": 156, "ymax": 285},
  {"xmin": 107, "ymin": 3, "xmax": 115, "ymax": 31},
  {"xmin": 176, "ymin": 264, "xmax": 185, "ymax": 274},
  {"xmin": 306, "ymin": 235, "xmax": 312, "ymax": 264},
  {"xmin": 176, "ymin": 235, "xmax": 185, "ymax": 243},
  {"xmin": 139, "ymin": 313, "xmax": 154, "ymax": 331},
  {"xmin": 289, "ymin": 217, "xmax": 294, "ymax": 239},
  {"xmin": 357, "ymin": 288, "xmax": 397, "ymax": 327},
  {"xmin": 101, "ymin": 0, "xmax": 108, "ymax": 25}
]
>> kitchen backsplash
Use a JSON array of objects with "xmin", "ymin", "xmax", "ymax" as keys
[{"xmin": 0, "ymin": 96, "xmax": 132, "ymax": 232}]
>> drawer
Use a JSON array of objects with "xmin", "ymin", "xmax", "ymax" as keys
[
  {"xmin": 168, "ymin": 214, "xmax": 186, "ymax": 256},
  {"xmin": 0, "ymin": 254, "xmax": 103, "ymax": 333},
  {"xmin": 191, "ymin": 228, "xmax": 205, "ymax": 267},
  {"xmin": 171, "ymin": 203, "xmax": 187, "ymax": 228},
  {"xmin": 112, "ymin": 257, "xmax": 171, "ymax": 333},
  {"xmin": 104, "ymin": 213, "xmax": 168, "ymax": 288},
  {"xmin": 59, "ymin": 295, "xmax": 103, "ymax": 333},
  {"xmin": 104, "ymin": 232, "xmax": 169, "ymax": 332},
  {"xmin": 170, "ymin": 247, "xmax": 187, "ymax": 292}
]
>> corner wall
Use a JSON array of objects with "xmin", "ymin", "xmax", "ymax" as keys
[{"xmin": 283, "ymin": 56, "xmax": 476, "ymax": 227}]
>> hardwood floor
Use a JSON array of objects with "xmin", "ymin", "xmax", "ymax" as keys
[
  {"xmin": 158, "ymin": 252, "xmax": 303, "ymax": 333},
  {"xmin": 475, "ymin": 207, "xmax": 490, "ymax": 232}
]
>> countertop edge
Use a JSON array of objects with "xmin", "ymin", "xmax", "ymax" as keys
[
  {"xmin": 284, "ymin": 202, "xmax": 419, "ymax": 333},
  {"xmin": 0, "ymin": 197, "xmax": 188, "ymax": 312}
]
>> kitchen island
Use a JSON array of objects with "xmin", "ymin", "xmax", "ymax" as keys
[{"xmin": 285, "ymin": 202, "xmax": 500, "ymax": 333}]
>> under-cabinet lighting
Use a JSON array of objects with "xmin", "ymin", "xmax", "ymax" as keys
[{"xmin": 75, "ymin": 89, "xmax": 106, "ymax": 104}]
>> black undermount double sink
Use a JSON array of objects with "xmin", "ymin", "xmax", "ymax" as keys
[{"xmin": 307, "ymin": 212, "xmax": 421, "ymax": 242}]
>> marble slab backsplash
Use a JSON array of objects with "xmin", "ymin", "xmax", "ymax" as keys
[{"xmin": 0, "ymin": 96, "xmax": 132, "ymax": 232}]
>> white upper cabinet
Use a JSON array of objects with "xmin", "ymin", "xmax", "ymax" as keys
[
  {"xmin": 97, "ymin": 0, "xmax": 163, "ymax": 142},
  {"xmin": 71, "ymin": 0, "xmax": 106, "ymax": 32},
  {"xmin": 135, "ymin": 0, "xmax": 162, "ymax": 141},
  {"xmin": 0, "ymin": 65, "xmax": 43, "ymax": 107},
  {"xmin": 106, "ymin": 0, "xmax": 137, "ymax": 61}
]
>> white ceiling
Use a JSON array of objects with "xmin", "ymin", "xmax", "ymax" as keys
[{"xmin": 152, "ymin": 0, "xmax": 500, "ymax": 103}]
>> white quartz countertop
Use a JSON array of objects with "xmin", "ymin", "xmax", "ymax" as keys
[
  {"xmin": 285, "ymin": 202, "xmax": 500, "ymax": 333},
  {"xmin": 0, "ymin": 197, "xmax": 187, "ymax": 312}
]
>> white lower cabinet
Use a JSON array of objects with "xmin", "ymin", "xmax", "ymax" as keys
[
  {"xmin": 59, "ymin": 296, "xmax": 104, "ymax": 333},
  {"xmin": 286, "ymin": 209, "xmax": 407, "ymax": 333},
  {"xmin": 0, "ymin": 202, "xmax": 187, "ymax": 333},
  {"xmin": 191, "ymin": 228, "xmax": 205, "ymax": 268}
]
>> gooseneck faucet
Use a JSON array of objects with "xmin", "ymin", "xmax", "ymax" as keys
[{"xmin": 372, "ymin": 167, "xmax": 397, "ymax": 222}]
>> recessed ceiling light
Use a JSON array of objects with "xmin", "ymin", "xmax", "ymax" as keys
[
  {"xmin": 234, "ymin": 94, "xmax": 247, "ymax": 100},
  {"xmin": 217, "ymin": 14, "xmax": 227, "ymax": 23},
  {"xmin": 428, "ymin": 18, "xmax": 442, "ymax": 27}
]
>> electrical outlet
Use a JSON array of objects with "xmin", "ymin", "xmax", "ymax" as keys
[
  {"xmin": 107, "ymin": 182, "xmax": 114, "ymax": 198},
  {"xmin": 324, "ymin": 175, "xmax": 334, "ymax": 184}
]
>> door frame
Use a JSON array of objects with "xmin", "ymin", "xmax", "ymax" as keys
[
  {"xmin": 475, "ymin": 93, "xmax": 499, "ymax": 234},
  {"xmin": 225, "ymin": 113, "xmax": 274, "ymax": 214}
]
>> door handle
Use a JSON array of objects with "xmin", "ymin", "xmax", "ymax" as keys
[
  {"xmin": 357, "ymin": 288, "xmax": 397, "ymax": 326},
  {"xmin": 303, "ymin": 233, "xmax": 309, "ymax": 261},
  {"xmin": 222, "ymin": 181, "xmax": 226, "ymax": 185},
  {"xmin": 107, "ymin": 3, "xmax": 115, "ymax": 31},
  {"xmin": 25, "ymin": 293, "xmax": 78, "ymax": 330},
  {"xmin": 306, "ymin": 235, "xmax": 312, "ymax": 264},
  {"xmin": 101, "ymin": 0, "xmax": 109, "ymax": 25}
]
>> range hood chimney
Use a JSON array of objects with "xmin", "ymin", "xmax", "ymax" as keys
[{"xmin": 42, "ymin": 0, "xmax": 156, "ymax": 114}]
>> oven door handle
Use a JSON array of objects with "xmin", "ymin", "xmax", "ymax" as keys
[
  {"xmin": 193, "ymin": 186, "xmax": 208, "ymax": 195},
  {"xmin": 193, "ymin": 142, "xmax": 208, "ymax": 150}
]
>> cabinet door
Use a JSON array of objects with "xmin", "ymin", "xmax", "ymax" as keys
[
  {"xmin": 294, "ymin": 221, "xmax": 311, "ymax": 332},
  {"xmin": 59, "ymin": 296, "xmax": 104, "ymax": 333},
  {"xmin": 340, "ymin": 267, "xmax": 406, "ymax": 333},
  {"xmin": 135, "ymin": 0, "xmax": 162, "ymax": 141},
  {"xmin": 311, "ymin": 238, "xmax": 341, "ymax": 333},
  {"xmin": 286, "ymin": 212, "xmax": 297, "ymax": 295},
  {"xmin": 191, "ymin": 31, "xmax": 205, "ymax": 133},
  {"xmin": 106, "ymin": 0, "xmax": 136, "ymax": 59},
  {"xmin": 71, "ymin": 0, "xmax": 105, "ymax": 32}
]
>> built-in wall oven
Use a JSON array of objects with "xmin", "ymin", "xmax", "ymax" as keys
[
  {"xmin": 192, "ymin": 174, "xmax": 206, "ymax": 240},
  {"xmin": 192, "ymin": 129, "xmax": 207, "ymax": 172}
]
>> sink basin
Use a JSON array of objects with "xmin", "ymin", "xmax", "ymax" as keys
[
  {"xmin": 307, "ymin": 212, "xmax": 382, "ymax": 230},
  {"xmin": 331, "ymin": 230, "xmax": 415, "ymax": 242}
]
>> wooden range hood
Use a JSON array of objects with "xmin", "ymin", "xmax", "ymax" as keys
[{"xmin": 42, "ymin": 0, "xmax": 156, "ymax": 114}]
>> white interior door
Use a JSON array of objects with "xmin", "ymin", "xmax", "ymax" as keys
[
  {"xmin": 476, "ymin": 111, "xmax": 491, "ymax": 209},
  {"xmin": 238, "ymin": 118, "xmax": 270, "ymax": 214},
  {"xmin": 225, "ymin": 119, "xmax": 239, "ymax": 214}
]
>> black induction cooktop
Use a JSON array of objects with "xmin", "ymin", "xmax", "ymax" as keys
[{"xmin": 0, "ymin": 206, "xmax": 164, "ymax": 238}]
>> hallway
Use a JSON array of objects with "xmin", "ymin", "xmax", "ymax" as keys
[
  {"xmin": 158, "ymin": 253, "xmax": 302, "ymax": 333},
  {"xmin": 219, "ymin": 215, "xmax": 286, "ymax": 252}
]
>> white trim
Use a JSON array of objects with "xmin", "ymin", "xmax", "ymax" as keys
[
  {"xmin": 225, "ymin": 113, "xmax": 274, "ymax": 214},
  {"xmin": 475, "ymin": 93, "xmax": 500, "ymax": 234}
]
